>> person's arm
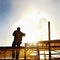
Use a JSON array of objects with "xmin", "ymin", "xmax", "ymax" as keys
[
  {"xmin": 21, "ymin": 32, "xmax": 25, "ymax": 36},
  {"xmin": 23, "ymin": 33, "xmax": 25, "ymax": 36},
  {"xmin": 13, "ymin": 31, "xmax": 16, "ymax": 36}
]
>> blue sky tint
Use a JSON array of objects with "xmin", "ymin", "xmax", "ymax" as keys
[
  {"xmin": 0, "ymin": 0, "xmax": 11, "ymax": 17},
  {"xmin": 0, "ymin": 0, "xmax": 60, "ymax": 46},
  {"xmin": 0, "ymin": 0, "xmax": 12, "ymax": 25}
]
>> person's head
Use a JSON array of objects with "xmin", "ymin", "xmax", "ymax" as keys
[{"xmin": 17, "ymin": 27, "xmax": 20, "ymax": 31}]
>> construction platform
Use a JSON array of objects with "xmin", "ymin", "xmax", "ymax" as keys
[{"xmin": 0, "ymin": 39, "xmax": 60, "ymax": 60}]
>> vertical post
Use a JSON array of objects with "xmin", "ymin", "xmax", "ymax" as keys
[
  {"xmin": 37, "ymin": 43, "xmax": 40, "ymax": 60},
  {"xmin": 24, "ymin": 43, "xmax": 26, "ymax": 60},
  {"xmin": 48, "ymin": 21, "xmax": 51, "ymax": 60},
  {"xmin": 44, "ymin": 51, "xmax": 46, "ymax": 60}
]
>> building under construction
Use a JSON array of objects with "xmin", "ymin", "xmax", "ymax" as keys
[
  {"xmin": 0, "ymin": 40, "xmax": 60, "ymax": 60},
  {"xmin": 0, "ymin": 22, "xmax": 60, "ymax": 60}
]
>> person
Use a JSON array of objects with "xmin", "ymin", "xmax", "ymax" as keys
[{"xmin": 12, "ymin": 27, "xmax": 25, "ymax": 60}]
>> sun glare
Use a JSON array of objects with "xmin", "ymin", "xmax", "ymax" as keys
[
  {"xmin": 40, "ymin": 12, "xmax": 47, "ymax": 18},
  {"xmin": 13, "ymin": 11, "xmax": 52, "ymax": 45}
]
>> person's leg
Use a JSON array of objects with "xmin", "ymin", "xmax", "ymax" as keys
[
  {"xmin": 16, "ymin": 48, "xmax": 19, "ymax": 60},
  {"xmin": 16, "ymin": 42, "xmax": 21, "ymax": 60},
  {"xmin": 12, "ymin": 41, "xmax": 16, "ymax": 59}
]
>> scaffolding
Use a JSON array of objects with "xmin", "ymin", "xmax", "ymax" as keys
[
  {"xmin": 0, "ymin": 40, "xmax": 60, "ymax": 60},
  {"xmin": 0, "ymin": 22, "xmax": 60, "ymax": 60}
]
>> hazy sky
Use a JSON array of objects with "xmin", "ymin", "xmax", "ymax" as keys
[{"xmin": 0, "ymin": 0, "xmax": 60, "ymax": 46}]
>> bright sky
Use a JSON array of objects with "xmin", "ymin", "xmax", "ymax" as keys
[{"xmin": 0, "ymin": 0, "xmax": 60, "ymax": 46}]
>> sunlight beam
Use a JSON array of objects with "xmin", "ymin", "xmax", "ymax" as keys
[{"xmin": 12, "ymin": 11, "xmax": 53, "ymax": 46}]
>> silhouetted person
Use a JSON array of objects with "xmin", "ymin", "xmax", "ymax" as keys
[{"xmin": 12, "ymin": 27, "xmax": 25, "ymax": 60}]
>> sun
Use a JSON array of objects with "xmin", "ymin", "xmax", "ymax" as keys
[{"xmin": 13, "ymin": 11, "xmax": 50, "ymax": 45}]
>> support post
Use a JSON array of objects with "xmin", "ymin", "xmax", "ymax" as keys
[
  {"xmin": 44, "ymin": 51, "xmax": 46, "ymax": 60},
  {"xmin": 48, "ymin": 21, "xmax": 51, "ymax": 60},
  {"xmin": 24, "ymin": 43, "xmax": 27, "ymax": 60},
  {"xmin": 37, "ymin": 43, "xmax": 40, "ymax": 60}
]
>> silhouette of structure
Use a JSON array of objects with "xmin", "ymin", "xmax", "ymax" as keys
[
  {"xmin": 12, "ymin": 27, "xmax": 25, "ymax": 60},
  {"xmin": 0, "ymin": 22, "xmax": 60, "ymax": 60},
  {"xmin": 0, "ymin": 40, "xmax": 60, "ymax": 60},
  {"xmin": 48, "ymin": 21, "xmax": 51, "ymax": 60}
]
